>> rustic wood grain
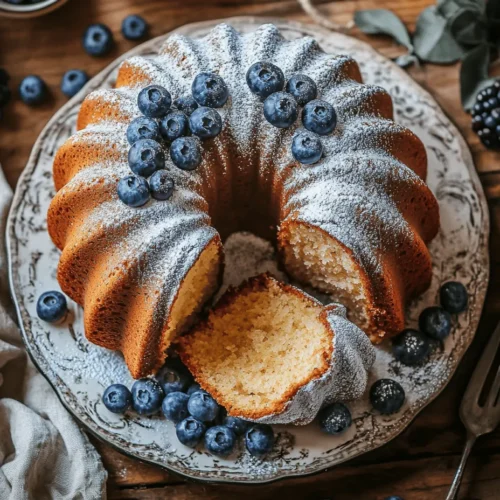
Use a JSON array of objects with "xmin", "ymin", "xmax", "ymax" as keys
[{"xmin": 1, "ymin": 0, "xmax": 499, "ymax": 498}]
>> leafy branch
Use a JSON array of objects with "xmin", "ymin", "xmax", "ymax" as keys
[{"xmin": 354, "ymin": 0, "xmax": 500, "ymax": 110}]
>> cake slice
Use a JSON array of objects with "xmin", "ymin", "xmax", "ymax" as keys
[{"xmin": 177, "ymin": 274, "xmax": 375, "ymax": 425}]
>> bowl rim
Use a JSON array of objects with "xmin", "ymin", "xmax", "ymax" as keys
[{"xmin": 0, "ymin": 0, "xmax": 67, "ymax": 18}]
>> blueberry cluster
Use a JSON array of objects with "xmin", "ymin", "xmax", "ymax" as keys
[
  {"xmin": 102, "ymin": 359, "xmax": 275, "ymax": 458},
  {"xmin": 246, "ymin": 62, "xmax": 336, "ymax": 165},
  {"xmin": 118, "ymin": 75, "xmax": 228, "ymax": 207},
  {"xmin": 392, "ymin": 281, "xmax": 468, "ymax": 367},
  {"xmin": 472, "ymin": 80, "xmax": 500, "ymax": 150}
]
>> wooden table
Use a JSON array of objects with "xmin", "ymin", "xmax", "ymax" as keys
[{"xmin": 1, "ymin": 1, "xmax": 498, "ymax": 498}]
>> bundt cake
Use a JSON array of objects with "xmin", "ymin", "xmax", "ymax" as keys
[
  {"xmin": 178, "ymin": 274, "xmax": 375, "ymax": 425},
  {"xmin": 47, "ymin": 23, "xmax": 439, "ymax": 379}
]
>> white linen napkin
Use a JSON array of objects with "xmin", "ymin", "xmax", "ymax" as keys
[{"xmin": 0, "ymin": 166, "xmax": 107, "ymax": 500}]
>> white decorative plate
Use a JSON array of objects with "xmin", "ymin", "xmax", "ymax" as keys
[{"xmin": 7, "ymin": 17, "xmax": 489, "ymax": 484}]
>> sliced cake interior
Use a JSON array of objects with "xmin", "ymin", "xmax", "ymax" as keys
[{"xmin": 177, "ymin": 273, "xmax": 334, "ymax": 420}]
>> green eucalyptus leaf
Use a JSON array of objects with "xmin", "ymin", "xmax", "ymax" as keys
[
  {"xmin": 460, "ymin": 43, "xmax": 492, "ymax": 110},
  {"xmin": 414, "ymin": 6, "xmax": 465, "ymax": 63},
  {"xmin": 449, "ymin": 8, "xmax": 488, "ymax": 45},
  {"xmin": 354, "ymin": 9, "xmax": 412, "ymax": 50}
]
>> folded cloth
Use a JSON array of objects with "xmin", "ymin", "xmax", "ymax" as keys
[{"xmin": 0, "ymin": 166, "xmax": 107, "ymax": 500}]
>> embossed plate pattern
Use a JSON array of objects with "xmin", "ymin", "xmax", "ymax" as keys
[{"xmin": 7, "ymin": 17, "xmax": 489, "ymax": 484}]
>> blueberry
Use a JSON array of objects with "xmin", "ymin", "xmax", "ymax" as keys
[
  {"xmin": 318, "ymin": 402, "xmax": 352, "ymax": 435},
  {"xmin": 138, "ymin": 85, "xmax": 171, "ymax": 118},
  {"xmin": 174, "ymin": 95, "xmax": 198, "ymax": 116},
  {"xmin": 159, "ymin": 111, "xmax": 189, "ymax": 142},
  {"xmin": 187, "ymin": 383, "xmax": 203, "ymax": 396},
  {"xmin": 245, "ymin": 424, "xmax": 274, "ymax": 457},
  {"xmin": 384, "ymin": 497, "xmax": 404, "ymax": 500},
  {"xmin": 82, "ymin": 24, "xmax": 114, "ymax": 57},
  {"xmin": 126, "ymin": 116, "xmax": 161, "ymax": 145},
  {"xmin": 222, "ymin": 415, "xmax": 249, "ymax": 436},
  {"xmin": 204, "ymin": 426, "xmax": 236, "ymax": 457},
  {"xmin": 176, "ymin": 416, "xmax": 206, "ymax": 447},
  {"xmin": 285, "ymin": 74, "xmax": 317, "ymax": 106},
  {"xmin": 61, "ymin": 69, "xmax": 89, "ymax": 98},
  {"xmin": 246, "ymin": 61, "xmax": 284, "ymax": 100},
  {"xmin": 263, "ymin": 92, "xmax": 298, "ymax": 128},
  {"xmin": 370, "ymin": 379, "xmax": 405, "ymax": 415},
  {"xmin": 302, "ymin": 99, "xmax": 337, "ymax": 135},
  {"xmin": 419, "ymin": 306, "xmax": 452, "ymax": 340},
  {"xmin": 0, "ymin": 84, "xmax": 11, "ymax": 107},
  {"xmin": 128, "ymin": 139, "xmax": 165, "ymax": 177},
  {"xmin": 36, "ymin": 291, "xmax": 68, "ymax": 323},
  {"xmin": 292, "ymin": 130, "xmax": 323, "ymax": 164},
  {"xmin": 440, "ymin": 281, "xmax": 468, "ymax": 314},
  {"xmin": 187, "ymin": 391, "xmax": 219, "ymax": 422},
  {"xmin": 131, "ymin": 378, "xmax": 164, "ymax": 415},
  {"xmin": 156, "ymin": 362, "xmax": 192, "ymax": 394},
  {"xmin": 121, "ymin": 14, "xmax": 148, "ymax": 41},
  {"xmin": 19, "ymin": 75, "xmax": 47, "ymax": 105},
  {"xmin": 149, "ymin": 170, "xmax": 174, "ymax": 201},
  {"xmin": 0, "ymin": 69, "xmax": 9, "ymax": 86},
  {"xmin": 189, "ymin": 107, "xmax": 222, "ymax": 139},
  {"xmin": 162, "ymin": 392, "xmax": 190, "ymax": 423},
  {"xmin": 117, "ymin": 175, "xmax": 150, "ymax": 207},
  {"xmin": 170, "ymin": 137, "xmax": 202, "ymax": 170},
  {"xmin": 191, "ymin": 72, "xmax": 228, "ymax": 108},
  {"xmin": 102, "ymin": 384, "xmax": 132, "ymax": 414},
  {"xmin": 392, "ymin": 329, "xmax": 431, "ymax": 366}
]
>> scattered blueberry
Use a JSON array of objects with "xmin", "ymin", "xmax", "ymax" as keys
[
  {"xmin": 187, "ymin": 383, "xmax": 203, "ymax": 396},
  {"xmin": 292, "ymin": 130, "xmax": 323, "ymax": 164},
  {"xmin": 318, "ymin": 403, "xmax": 352, "ymax": 435},
  {"xmin": 370, "ymin": 379, "xmax": 405, "ymax": 415},
  {"xmin": 472, "ymin": 81, "xmax": 500, "ymax": 149},
  {"xmin": 419, "ymin": 306, "xmax": 452, "ymax": 341},
  {"xmin": 392, "ymin": 329, "xmax": 431, "ymax": 366},
  {"xmin": 191, "ymin": 72, "xmax": 229, "ymax": 108},
  {"xmin": 61, "ymin": 69, "xmax": 89, "ymax": 98},
  {"xmin": 245, "ymin": 424, "xmax": 274, "ymax": 457},
  {"xmin": 102, "ymin": 384, "xmax": 132, "ymax": 414},
  {"xmin": 0, "ymin": 69, "xmax": 9, "ymax": 85},
  {"xmin": 128, "ymin": 138, "xmax": 165, "ymax": 177},
  {"xmin": 126, "ymin": 116, "xmax": 161, "ymax": 145},
  {"xmin": 117, "ymin": 175, "xmax": 150, "ymax": 207},
  {"xmin": 0, "ymin": 85, "xmax": 11, "ymax": 107},
  {"xmin": 159, "ymin": 111, "xmax": 189, "ymax": 142},
  {"xmin": 204, "ymin": 426, "xmax": 236, "ymax": 457},
  {"xmin": 138, "ymin": 85, "xmax": 171, "ymax": 118},
  {"xmin": 384, "ymin": 497, "xmax": 404, "ymax": 500},
  {"xmin": 285, "ymin": 74, "xmax": 317, "ymax": 106},
  {"xmin": 36, "ymin": 291, "xmax": 67, "ymax": 323},
  {"xmin": 156, "ymin": 362, "xmax": 192, "ymax": 394},
  {"xmin": 131, "ymin": 378, "xmax": 164, "ymax": 415},
  {"xmin": 82, "ymin": 24, "xmax": 114, "ymax": 57},
  {"xmin": 174, "ymin": 95, "xmax": 198, "ymax": 116},
  {"xmin": 149, "ymin": 170, "xmax": 175, "ymax": 201},
  {"xmin": 176, "ymin": 416, "xmax": 206, "ymax": 447},
  {"xmin": 170, "ymin": 137, "xmax": 202, "ymax": 170},
  {"xmin": 221, "ymin": 415, "xmax": 249, "ymax": 436},
  {"xmin": 263, "ymin": 91, "xmax": 298, "ymax": 128},
  {"xmin": 187, "ymin": 391, "xmax": 219, "ymax": 422},
  {"xmin": 162, "ymin": 392, "xmax": 190, "ymax": 423},
  {"xmin": 121, "ymin": 14, "xmax": 148, "ymax": 41},
  {"xmin": 440, "ymin": 281, "xmax": 468, "ymax": 314},
  {"xmin": 19, "ymin": 75, "xmax": 47, "ymax": 105},
  {"xmin": 189, "ymin": 107, "xmax": 222, "ymax": 139},
  {"xmin": 302, "ymin": 99, "xmax": 337, "ymax": 135},
  {"xmin": 246, "ymin": 61, "xmax": 284, "ymax": 100}
]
